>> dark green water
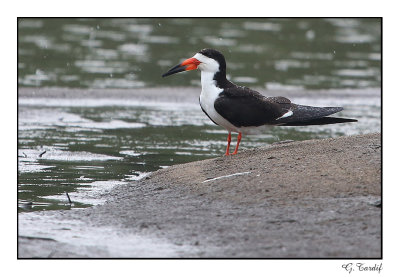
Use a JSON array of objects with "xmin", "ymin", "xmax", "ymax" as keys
[
  {"xmin": 18, "ymin": 18, "xmax": 381, "ymax": 212},
  {"xmin": 18, "ymin": 18, "xmax": 381, "ymax": 89}
]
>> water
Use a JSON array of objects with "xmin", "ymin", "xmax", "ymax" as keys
[
  {"xmin": 18, "ymin": 18, "xmax": 381, "ymax": 212},
  {"xmin": 18, "ymin": 18, "xmax": 381, "ymax": 89}
]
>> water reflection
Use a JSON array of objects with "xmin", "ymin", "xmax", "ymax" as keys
[
  {"xmin": 18, "ymin": 18, "xmax": 381, "ymax": 89},
  {"xmin": 18, "ymin": 87, "xmax": 380, "ymax": 212}
]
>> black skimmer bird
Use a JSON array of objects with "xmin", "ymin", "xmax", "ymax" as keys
[{"xmin": 162, "ymin": 48, "xmax": 357, "ymax": 156}]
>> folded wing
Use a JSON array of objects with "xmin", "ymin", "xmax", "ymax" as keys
[{"xmin": 214, "ymin": 86, "xmax": 357, "ymax": 127}]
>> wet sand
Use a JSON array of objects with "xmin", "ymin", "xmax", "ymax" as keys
[{"xmin": 18, "ymin": 133, "xmax": 381, "ymax": 258}]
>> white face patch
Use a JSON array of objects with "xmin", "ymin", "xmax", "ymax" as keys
[{"xmin": 193, "ymin": 53, "xmax": 220, "ymax": 73}]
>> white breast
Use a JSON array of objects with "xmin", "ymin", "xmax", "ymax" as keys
[{"xmin": 199, "ymin": 71, "xmax": 240, "ymax": 133}]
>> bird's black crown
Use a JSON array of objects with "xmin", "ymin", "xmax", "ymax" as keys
[{"xmin": 199, "ymin": 49, "xmax": 226, "ymax": 66}]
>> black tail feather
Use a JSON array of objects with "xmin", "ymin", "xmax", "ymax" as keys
[{"xmin": 281, "ymin": 117, "xmax": 357, "ymax": 126}]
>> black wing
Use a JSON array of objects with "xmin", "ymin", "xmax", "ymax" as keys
[
  {"xmin": 214, "ymin": 86, "xmax": 290, "ymax": 127},
  {"xmin": 275, "ymin": 105, "xmax": 357, "ymax": 125},
  {"xmin": 214, "ymin": 86, "xmax": 357, "ymax": 127}
]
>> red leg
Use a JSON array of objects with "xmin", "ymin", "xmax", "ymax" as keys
[
  {"xmin": 232, "ymin": 132, "xmax": 242, "ymax": 155},
  {"xmin": 225, "ymin": 132, "xmax": 232, "ymax": 156}
]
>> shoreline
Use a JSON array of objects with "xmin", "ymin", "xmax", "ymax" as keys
[{"xmin": 19, "ymin": 133, "xmax": 381, "ymax": 258}]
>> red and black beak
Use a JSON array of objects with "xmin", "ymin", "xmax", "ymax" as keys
[{"xmin": 162, "ymin": 57, "xmax": 201, "ymax": 77}]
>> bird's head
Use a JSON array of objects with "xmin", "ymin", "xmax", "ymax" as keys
[{"xmin": 162, "ymin": 48, "xmax": 226, "ymax": 77}]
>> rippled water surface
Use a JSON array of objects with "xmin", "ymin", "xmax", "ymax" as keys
[
  {"xmin": 18, "ymin": 18, "xmax": 381, "ymax": 89},
  {"xmin": 18, "ymin": 18, "xmax": 381, "ymax": 212}
]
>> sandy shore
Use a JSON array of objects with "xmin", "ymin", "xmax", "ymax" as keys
[{"xmin": 18, "ymin": 133, "xmax": 381, "ymax": 258}]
